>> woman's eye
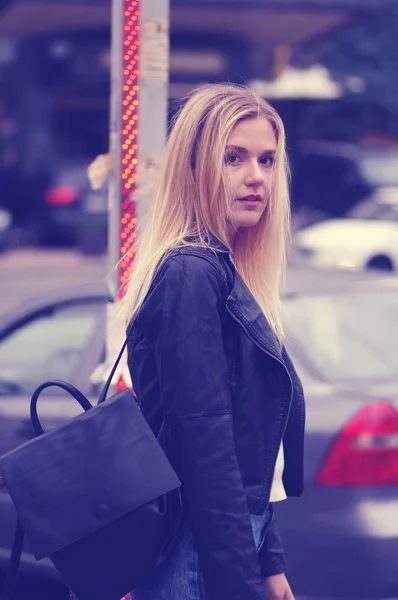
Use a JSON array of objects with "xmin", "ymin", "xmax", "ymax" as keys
[
  {"xmin": 225, "ymin": 153, "xmax": 241, "ymax": 164},
  {"xmin": 261, "ymin": 156, "xmax": 274, "ymax": 167}
]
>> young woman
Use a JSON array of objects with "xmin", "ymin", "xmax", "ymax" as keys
[{"xmin": 120, "ymin": 83, "xmax": 306, "ymax": 600}]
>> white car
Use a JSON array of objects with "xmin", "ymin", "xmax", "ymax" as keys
[{"xmin": 293, "ymin": 187, "xmax": 398, "ymax": 272}]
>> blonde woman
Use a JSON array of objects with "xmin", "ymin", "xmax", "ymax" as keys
[{"xmin": 121, "ymin": 83, "xmax": 306, "ymax": 600}]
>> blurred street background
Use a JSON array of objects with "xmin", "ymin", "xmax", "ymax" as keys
[
  {"xmin": 0, "ymin": 249, "xmax": 106, "ymax": 316},
  {"xmin": 1, "ymin": 0, "xmax": 398, "ymax": 259},
  {"xmin": 1, "ymin": 0, "xmax": 398, "ymax": 599}
]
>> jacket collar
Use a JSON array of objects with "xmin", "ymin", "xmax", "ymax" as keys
[
  {"xmin": 184, "ymin": 233, "xmax": 283, "ymax": 361},
  {"xmin": 184, "ymin": 232, "xmax": 230, "ymax": 254},
  {"xmin": 225, "ymin": 268, "xmax": 283, "ymax": 361}
]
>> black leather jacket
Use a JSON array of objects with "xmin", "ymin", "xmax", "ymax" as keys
[{"xmin": 127, "ymin": 242, "xmax": 306, "ymax": 600}]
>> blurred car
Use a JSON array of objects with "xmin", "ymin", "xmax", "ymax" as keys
[
  {"xmin": 5, "ymin": 160, "xmax": 108, "ymax": 252},
  {"xmin": 1, "ymin": 270, "xmax": 398, "ymax": 599},
  {"xmin": 35, "ymin": 162, "xmax": 107, "ymax": 250},
  {"xmin": 293, "ymin": 187, "xmax": 398, "ymax": 271},
  {"xmin": 38, "ymin": 162, "xmax": 88, "ymax": 246},
  {"xmin": 359, "ymin": 147, "xmax": 398, "ymax": 190},
  {"xmin": 0, "ymin": 206, "xmax": 12, "ymax": 251},
  {"xmin": 0, "ymin": 163, "xmax": 86, "ymax": 249},
  {"xmin": 289, "ymin": 140, "xmax": 373, "ymax": 228},
  {"xmin": 278, "ymin": 267, "xmax": 398, "ymax": 599}
]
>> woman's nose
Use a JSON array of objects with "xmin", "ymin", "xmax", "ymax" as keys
[{"xmin": 245, "ymin": 161, "xmax": 264, "ymax": 186}]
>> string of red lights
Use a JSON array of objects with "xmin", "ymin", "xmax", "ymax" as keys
[{"xmin": 119, "ymin": 0, "xmax": 140, "ymax": 297}]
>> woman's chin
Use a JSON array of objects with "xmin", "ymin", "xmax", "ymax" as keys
[{"xmin": 235, "ymin": 213, "xmax": 263, "ymax": 229}]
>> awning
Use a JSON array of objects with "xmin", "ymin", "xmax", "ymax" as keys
[{"xmin": 0, "ymin": 0, "xmax": 384, "ymax": 41}]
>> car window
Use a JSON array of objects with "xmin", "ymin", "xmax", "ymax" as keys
[
  {"xmin": 349, "ymin": 198, "xmax": 398, "ymax": 221},
  {"xmin": 360, "ymin": 152, "xmax": 398, "ymax": 188},
  {"xmin": 284, "ymin": 290, "xmax": 398, "ymax": 381},
  {"xmin": 0, "ymin": 301, "xmax": 104, "ymax": 396}
]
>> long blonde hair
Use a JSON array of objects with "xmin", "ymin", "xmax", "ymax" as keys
[{"xmin": 119, "ymin": 83, "xmax": 290, "ymax": 340}]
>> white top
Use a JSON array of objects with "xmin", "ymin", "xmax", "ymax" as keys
[{"xmin": 269, "ymin": 444, "xmax": 287, "ymax": 502}]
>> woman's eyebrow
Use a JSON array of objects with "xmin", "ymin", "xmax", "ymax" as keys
[
  {"xmin": 225, "ymin": 145, "xmax": 276, "ymax": 157},
  {"xmin": 225, "ymin": 145, "xmax": 247, "ymax": 154}
]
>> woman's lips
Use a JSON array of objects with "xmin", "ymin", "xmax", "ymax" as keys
[{"xmin": 238, "ymin": 195, "xmax": 262, "ymax": 207}]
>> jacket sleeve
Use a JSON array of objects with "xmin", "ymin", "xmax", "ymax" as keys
[
  {"xmin": 258, "ymin": 513, "xmax": 286, "ymax": 578},
  {"xmin": 136, "ymin": 255, "xmax": 265, "ymax": 600}
]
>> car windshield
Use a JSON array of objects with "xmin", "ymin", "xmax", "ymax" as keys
[
  {"xmin": 348, "ymin": 201, "xmax": 398, "ymax": 221},
  {"xmin": 284, "ymin": 289, "xmax": 398, "ymax": 381},
  {"xmin": 348, "ymin": 191, "xmax": 398, "ymax": 221},
  {"xmin": 0, "ymin": 301, "xmax": 104, "ymax": 396},
  {"xmin": 359, "ymin": 151, "xmax": 398, "ymax": 188}
]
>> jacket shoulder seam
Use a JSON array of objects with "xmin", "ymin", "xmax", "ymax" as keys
[{"xmin": 162, "ymin": 249, "xmax": 229, "ymax": 295}]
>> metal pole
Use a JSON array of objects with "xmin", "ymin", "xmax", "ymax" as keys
[
  {"xmin": 136, "ymin": 0, "xmax": 170, "ymax": 223},
  {"xmin": 92, "ymin": 0, "xmax": 170, "ymax": 390},
  {"xmin": 103, "ymin": 0, "xmax": 124, "ymax": 377}
]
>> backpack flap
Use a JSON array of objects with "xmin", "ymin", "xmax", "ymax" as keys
[{"xmin": 0, "ymin": 390, "xmax": 181, "ymax": 560}]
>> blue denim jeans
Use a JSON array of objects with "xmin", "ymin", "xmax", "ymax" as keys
[{"xmin": 133, "ymin": 506, "xmax": 273, "ymax": 600}]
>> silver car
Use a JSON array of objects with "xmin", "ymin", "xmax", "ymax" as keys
[{"xmin": 279, "ymin": 268, "xmax": 398, "ymax": 598}]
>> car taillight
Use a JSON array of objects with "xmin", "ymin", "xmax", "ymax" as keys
[
  {"xmin": 317, "ymin": 401, "xmax": 398, "ymax": 486},
  {"xmin": 45, "ymin": 186, "xmax": 79, "ymax": 206}
]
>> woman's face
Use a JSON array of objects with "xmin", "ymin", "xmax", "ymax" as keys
[{"xmin": 224, "ymin": 116, "xmax": 277, "ymax": 229}]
